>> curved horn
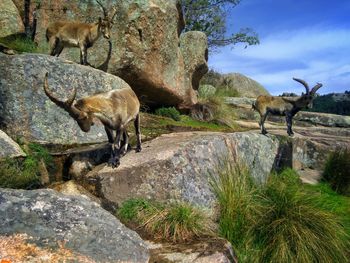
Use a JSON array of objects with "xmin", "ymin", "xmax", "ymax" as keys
[
  {"xmin": 43, "ymin": 73, "xmax": 81, "ymax": 117},
  {"xmin": 110, "ymin": 7, "xmax": 118, "ymax": 21},
  {"xmin": 293, "ymin": 78, "xmax": 309, "ymax": 94},
  {"xmin": 96, "ymin": 0, "xmax": 108, "ymax": 18},
  {"xmin": 310, "ymin": 83, "xmax": 322, "ymax": 95}
]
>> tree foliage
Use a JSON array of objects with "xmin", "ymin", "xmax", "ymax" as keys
[{"xmin": 181, "ymin": 0, "xmax": 259, "ymax": 51}]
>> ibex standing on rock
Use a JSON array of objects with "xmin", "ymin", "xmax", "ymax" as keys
[
  {"xmin": 43, "ymin": 73, "xmax": 142, "ymax": 168},
  {"xmin": 46, "ymin": 0, "xmax": 117, "ymax": 65},
  {"xmin": 253, "ymin": 78, "xmax": 322, "ymax": 136}
]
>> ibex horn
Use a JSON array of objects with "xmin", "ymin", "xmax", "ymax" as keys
[{"xmin": 293, "ymin": 78, "xmax": 310, "ymax": 94}]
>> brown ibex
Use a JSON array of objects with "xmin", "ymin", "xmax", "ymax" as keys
[
  {"xmin": 46, "ymin": 0, "xmax": 117, "ymax": 65},
  {"xmin": 43, "ymin": 73, "xmax": 142, "ymax": 168},
  {"xmin": 253, "ymin": 78, "xmax": 322, "ymax": 136}
]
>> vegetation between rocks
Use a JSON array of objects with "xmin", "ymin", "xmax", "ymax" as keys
[
  {"xmin": 0, "ymin": 143, "xmax": 53, "ymax": 189},
  {"xmin": 117, "ymin": 199, "xmax": 214, "ymax": 242},
  {"xmin": 322, "ymin": 148, "xmax": 350, "ymax": 196},
  {"xmin": 0, "ymin": 34, "xmax": 43, "ymax": 53},
  {"xmin": 211, "ymin": 165, "xmax": 350, "ymax": 263}
]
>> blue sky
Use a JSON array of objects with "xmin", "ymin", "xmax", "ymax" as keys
[{"xmin": 209, "ymin": 0, "xmax": 350, "ymax": 95}]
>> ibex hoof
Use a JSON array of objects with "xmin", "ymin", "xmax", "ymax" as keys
[
  {"xmin": 262, "ymin": 130, "xmax": 268, "ymax": 135},
  {"xmin": 136, "ymin": 146, "xmax": 142, "ymax": 152},
  {"xmin": 107, "ymin": 157, "xmax": 120, "ymax": 168}
]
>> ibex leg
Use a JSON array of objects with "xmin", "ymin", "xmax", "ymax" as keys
[
  {"xmin": 286, "ymin": 113, "xmax": 294, "ymax": 136},
  {"xmin": 134, "ymin": 114, "xmax": 142, "ymax": 152},
  {"xmin": 105, "ymin": 127, "xmax": 121, "ymax": 168},
  {"xmin": 260, "ymin": 112, "xmax": 268, "ymax": 135},
  {"xmin": 49, "ymin": 37, "xmax": 59, "ymax": 56},
  {"xmin": 119, "ymin": 130, "xmax": 129, "ymax": 156}
]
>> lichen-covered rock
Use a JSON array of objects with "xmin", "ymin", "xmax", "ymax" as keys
[
  {"xmin": 0, "ymin": 53, "xmax": 131, "ymax": 145},
  {"xmin": 82, "ymin": 132, "xmax": 279, "ymax": 212},
  {"xmin": 0, "ymin": 0, "xmax": 24, "ymax": 38},
  {"xmin": 0, "ymin": 129, "xmax": 26, "ymax": 159},
  {"xmin": 0, "ymin": 188, "xmax": 149, "ymax": 262},
  {"xmin": 32, "ymin": 0, "xmax": 207, "ymax": 108}
]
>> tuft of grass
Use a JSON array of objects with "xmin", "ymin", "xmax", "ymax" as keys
[
  {"xmin": 155, "ymin": 107, "xmax": 181, "ymax": 121},
  {"xmin": 117, "ymin": 199, "xmax": 213, "ymax": 242},
  {"xmin": 0, "ymin": 143, "xmax": 53, "ymax": 189},
  {"xmin": 0, "ymin": 35, "xmax": 37, "ymax": 53},
  {"xmin": 322, "ymin": 148, "xmax": 350, "ymax": 196},
  {"xmin": 211, "ymin": 165, "xmax": 349, "ymax": 262},
  {"xmin": 251, "ymin": 170, "xmax": 349, "ymax": 263}
]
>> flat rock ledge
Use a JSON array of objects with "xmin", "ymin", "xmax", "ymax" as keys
[
  {"xmin": 0, "ymin": 188, "xmax": 149, "ymax": 263},
  {"xmin": 82, "ymin": 131, "xmax": 280, "ymax": 212}
]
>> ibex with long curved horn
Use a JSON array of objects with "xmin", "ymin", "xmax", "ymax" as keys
[
  {"xmin": 43, "ymin": 73, "xmax": 142, "ymax": 168},
  {"xmin": 46, "ymin": 0, "xmax": 117, "ymax": 65},
  {"xmin": 253, "ymin": 78, "xmax": 322, "ymax": 136}
]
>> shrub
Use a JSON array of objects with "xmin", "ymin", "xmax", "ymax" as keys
[
  {"xmin": 0, "ymin": 35, "xmax": 37, "ymax": 53},
  {"xmin": 155, "ymin": 107, "xmax": 181, "ymax": 121},
  {"xmin": 117, "ymin": 199, "xmax": 213, "ymax": 242},
  {"xmin": 323, "ymin": 148, "xmax": 350, "ymax": 196},
  {"xmin": 251, "ymin": 170, "xmax": 348, "ymax": 263}
]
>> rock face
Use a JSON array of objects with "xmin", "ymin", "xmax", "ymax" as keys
[
  {"xmin": 0, "ymin": 53, "xmax": 132, "ymax": 145},
  {"xmin": 220, "ymin": 73, "xmax": 269, "ymax": 97},
  {"xmin": 0, "ymin": 0, "xmax": 24, "ymax": 38},
  {"xmin": 0, "ymin": 188, "xmax": 149, "ymax": 262},
  {"xmin": 294, "ymin": 111, "xmax": 350, "ymax": 128},
  {"xmin": 32, "ymin": 0, "xmax": 208, "ymax": 108},
  {"xmin": 0, "ymin": 129, "xmax": 26, "ymax": 159},
  {"xmin": 81, "ymin": 132, "xmax": 279, "ymax": 211}
]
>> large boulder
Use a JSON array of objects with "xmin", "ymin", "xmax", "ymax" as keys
[
  {"xmin": 221, "ymin": 73, "xmax": 270, "ymax": 98},
  {"xmin": 0, "ymin": 0, "xmax": 24, "ymax": 38},
  {"xmin": 0, "ymin": 53, "xmax": 131, "ymax": 145},
  {"xmin": 0, "ymin": 129, "xmax": 26, "ymax": 159},
  {"xmin": 31, "ymin": 0, "xmax": 207, "ymax": 108},
  {"xmin": 81, "ymin": 132, "xmax": 280, "ymax": 212},
  {"xmin": 295, "ymin": 111, "xmax": 350, "ymax": 128},
  {"xmin": 0, "ymin": 188, "xmax": 149, "ymax": 262}
]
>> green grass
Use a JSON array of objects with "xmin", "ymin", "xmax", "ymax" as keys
[
  {"xmin": 322, "ymin": 148, "xmax": 350, "ymax": 196},
  {"xmin": 0, "ymin": 143, "xmax": 53, "ymax": 189},
  {"xmin": 0, "ymin": 35, "xmax": 37, "ymax": 53},
  {"xmin": 155, "ymin": 107, "xmax": 181, "ymax": 121},
  {"xmin": 211, "ymin": 166, "xmax": 349, "ymax": 262},
  {"xmin": 117, "ymin": 199, "xmax": 214, "ymax": 242}
]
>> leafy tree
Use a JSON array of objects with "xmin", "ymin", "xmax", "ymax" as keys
[{"xmin": 180, "ymin": 0, "xmax": 259, "ymax": 51}]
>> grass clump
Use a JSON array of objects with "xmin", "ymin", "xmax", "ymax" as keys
[
  {"xmin": 0, "ymin": 35, "xmax": 38, "ymax": 53},
  {"xmin": 252, "ymin": 169, "xmax": 348, "ymax": 263},
  {"xmin": 212, "ymin": 165, "xmax": 349, "ymax": 262},
  {"xmin": 322, "ymin": 148, "xmax": 350, "ymax": 196},
  {"xmin": 0, "ymin": 143, "xmax": 53, "ymax": 189},
  {"xmin": 155, "ymin": 107, "xmax": 181, "ymax": 121},
  {"xmin": 117, "ymin": 198, "xmax": 213, "ymax": 242}
]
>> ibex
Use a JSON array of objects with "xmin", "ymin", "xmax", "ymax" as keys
[
  {"xmin": 253, "ymin": 78, "xmax": 322, "ymax": 136},
  {"xmin": 43, "ymin": 73, "xmax": 142, "ymax": 168},
  {"xmin": 46, "ymin": 0, "xmax": 117, "ymax": 65}
]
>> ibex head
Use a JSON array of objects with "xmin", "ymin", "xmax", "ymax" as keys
[
  {"xmin": 96, "ymin": 0, "xmax": 118, "ymax": 40},
  {"xmin": 292, "ymin": 78, "xmax": 322, "ymax": 109},
  {"xmin": 43, "ymin": 73, "xmax": 94, "ymax": 132}
]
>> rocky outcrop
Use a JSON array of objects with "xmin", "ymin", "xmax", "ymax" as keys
[
  {"xmin": 80, "ymin": 132, "xmax": 280, "ymax": 212},
  {"xmin": 222, "ymin": 73, "xmax": 269, "ymax": 97},
  {"xmin": 31, "ymin": 0, "xmax": 207, "ymax": 108},
  {"xmin": 0, "ymin": 53, "xmax": 131, "ymax": 145},
  {"xmin": 0, "ymin": 188, "xmax": 149, "ymax": 262},
  {"xmin": 0, "ymin": 129, "xmax": 26, "ymax": 159},
  {"xmin": 294, "ymin": 111, "xmax": 350, "ymax": 128},
  {"xmin": 0, "ymin": 0, "xmax": 24, "ymax": 38}
]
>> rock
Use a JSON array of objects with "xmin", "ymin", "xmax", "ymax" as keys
[
  {"xmin": 225, "ymin": 97, "xmax": 256, "ymax": 109},
  {"xmin": 148, "ymin": 239, "xmax": 237, "ymax": 263},
  {"xmin": 82, "ymin": 132, "xmax": 279, "ymax": 212},
  {"xmin": 0, "ymin": 53, "xmax": 132, "ymax": 145},
  {"xmin": 294, "ymin": 111, "xmax": 350, "ymax": 128},
  {"xmin": 0, "ymin": 129, "xmax": 26, "ymax": 159},
  {"xmin": 49, "ymin": 180, "xmax": 102, "ymax": 205},
  {"xmin": 0, "ymin": 0, "xmax": 24, "ymax": 38},
  {"xmin": 0, "ymin": 188, "xmax": 149, "ymax": 262},
  {"xmin": 219, "ymin": 73, "xmax": 269, "ymax": 98},
  {"xmin": 32, "ymin": 0, "xmax": 208, "ymax": 108}
]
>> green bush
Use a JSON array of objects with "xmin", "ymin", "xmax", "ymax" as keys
[
  {"xmin": 0, "ymin": 35, "xmax": 37, "ymax": 53},
  {"xmin": 323, "ymin": 149, "xmax": 350, "ymax": 196},
  {"xmin": 117, "ymin": 199, "xmax": 213, "ymax": 242},
  {"xmin": 155, "ymin": 107, "xmax": 181, "ymax": 121}
]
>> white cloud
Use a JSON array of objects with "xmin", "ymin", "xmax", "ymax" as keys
[{"xmin": 209, "ymin": 26, "xmax": 350, "ymax": 95}]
